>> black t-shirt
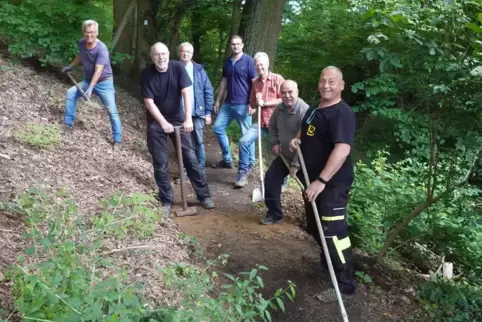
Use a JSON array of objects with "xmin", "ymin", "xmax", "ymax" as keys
[
  {"xmin": 300, "ymin": 100, "xmax": 356, "ymax": 183},
  {"xmin": 140, "ymin": 61, "xmax": 192, "ymax": 125}
]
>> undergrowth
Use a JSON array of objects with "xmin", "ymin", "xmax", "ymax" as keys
[
  {"xmin": 13, "ymin": 123, "xmax": 61, "ymax": 149},
  {"xmin": 0, "ymin": 187, "xmax": 295, "ymax": 321}
]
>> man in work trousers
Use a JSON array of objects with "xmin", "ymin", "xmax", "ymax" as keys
[
  {"xmin": 290, "ymin": 66, "xmax": 356, "ymax": 302},
  {"xmin": 235, "ymin": 52, "xmax": 284, "ymax": 188},
  {"xmin": 62, "ymin": 20, "xmax": 123, "ymax": 149},
  {"xmin": 261, "ymin": 80, "xmax": 309, "ymax": 225},
  {"xmin": 211, "ymin": 35, "xmax": 257, "ymax": 173},
  {"xmin": 140, "ymin": 42, "xmax": 215, "ymax": 215},
  {"xmin": 177, "ymin": 42, "xmax": 214, "ymax": 179}
]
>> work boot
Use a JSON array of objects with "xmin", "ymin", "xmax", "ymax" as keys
[
  {"xmin": 201, "ymin": 198, "xmax": 215, "ymax": 209},
  {"xmin": 113, "ymin": 142, "xmax": 122, "ymax": 152},
  {"xmin": 234, "ymin": 171, "xmax": 248, "ymax": 188},
  {"xmin": 314, "ymin": 288, "xmax": 355, "ymax": 303},
  {"xmin": 259, "ymin": 214, "xmax": 283, "ymax": 225},
  {"xmin": 211, "ymin": 160, "xmax": 234, "ymax": 169},
  {"xmin": 161, "ymin": 203, "xmax": 172, "ymax": 217}
]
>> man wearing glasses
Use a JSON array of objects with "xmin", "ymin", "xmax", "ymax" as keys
[
  {"xmin": 61, "ymin": 20, "xmax": 123, "ymax": 150},
  {"xmin": 211, "ymin": 35, "xmax": 257, "ymax": 176}
]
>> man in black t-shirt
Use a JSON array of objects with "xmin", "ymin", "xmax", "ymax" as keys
[
  {"xmin": 289, "ymin": 66, "xmax": 356, "ymax": 303},
  {"xmin": 141, "ymin": 42, "xmax": 215, "ymax": 215}
]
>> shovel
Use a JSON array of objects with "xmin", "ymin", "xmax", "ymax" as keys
[
  {"xmin": 173, "ymin": 126, "xmax": 198, "ymax": 217},
  {"xmin": 296, "ymin": 147, "xmax": 349, "ymax": 322},
  {"xmin": 66, "ymin": 72, "xmax": 93, "ymax": 106},
  {"xmin": 252, "ymin": 107, "xmax": 264, "ymax": 203}
]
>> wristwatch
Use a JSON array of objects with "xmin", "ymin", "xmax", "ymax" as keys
[{"xmin": 316, "ymin": 176, "xmax": 329, "ymax": 185}]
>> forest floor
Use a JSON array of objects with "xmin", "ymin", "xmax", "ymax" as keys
[{"xmin": 0, "ymin": 55, "xmax": 426, "ymax": 321}]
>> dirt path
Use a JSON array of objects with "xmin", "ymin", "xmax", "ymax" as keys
[{"xmin": 170, "ymin": 138, "xmax": 420, "ymax": 321}]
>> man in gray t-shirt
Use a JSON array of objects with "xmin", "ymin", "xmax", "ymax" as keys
[{"xmin": 61, "ymin": 19, "xmax": 123, "ymax": 148}]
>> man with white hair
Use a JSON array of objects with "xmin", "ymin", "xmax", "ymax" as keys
[
  {"xmin": 140, "ymin": 42, "xmax": 215, "ymax": 215},
  {"xmin": 178, "ymin": 42, "xmax": 214, "ymax": 176},
  {"xmin": 61, "ymin": 20, "xmax": 123, "ymax": 149},
  {"xmin": 234, "ymin": 52, "xmax": 284, "ymax": 188}
]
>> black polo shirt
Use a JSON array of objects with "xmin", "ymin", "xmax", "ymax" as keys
[
  {"xmin": 300, "ymin": 100, "xmax": 356, "ymax": 183},
  {"xmin": 140, "ymin": 61, "xmax": 192, "ymax": 125}
]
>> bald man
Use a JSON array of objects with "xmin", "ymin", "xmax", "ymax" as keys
[
  {"xmin": 140, "ymin": 42, "xmax": 215, "ymax": 215},
  {"xmin": 290, "ymin": 66, "xmax": 356, "ymax": 303},
  {"xmin": 261, "ymin": 80, "xmax": 309, "ymax": 225}
]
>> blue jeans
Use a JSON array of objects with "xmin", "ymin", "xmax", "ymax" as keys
[
  {"xmin": 212, "ymin": 103, "xmax": 255, "ymax": 164},
  {"xmin": 238, "ymin": 123, "xmax": 268, "ymax": 172},
  {"xmin": 191, "ymin": 116, "xmax": 206, "ymax": 174},
  {"xmin": 64, "ymin": 79, "xmax": 123, "ymax": 142}
]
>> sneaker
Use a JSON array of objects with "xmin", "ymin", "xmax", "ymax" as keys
[
  {"xmin": 259, "ymin": 215, "xmax": 283, "ymax": 225},
  {"xmin": 211, "ymin": 160, "xmax": 234, "ymax": 169},
  {"xmin": 201, "ymin": 197, "xmax": 215, "ymax": 209},
  {"xmin": 314, "ymin": 288, "xmax": 355, "ymax": 303},
  {"xmin": 161, "ymin": 203, "xmax": 172, "ymax": 217},
  {"xmin": 113, "ymin": 142, "xmax": 122, "ymax": 151},
  {"xmin": 234, "ymin": 171, "xmax": 248, "ymax": 188}
]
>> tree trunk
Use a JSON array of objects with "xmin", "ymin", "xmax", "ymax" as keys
[
  {"xmin": 169, "ymin": 2, "xmax": 186, "ymax": 53},
  {"xmin": 112, "ymin": 0, "xmax": 137, "ymax": 76},
  {"xmin": 237, "ymin": 0, "xmax": 253, "ymax": 43},
  {"xmin": 224, "ymin": 0, "xmax": 243, "ymax": 57},
  {"xmin": 191, "ymin": 6, "xmax": 203, "ymax": 62},
  {"xmin": 241, "ymin": 0, "xmax": 287, "ymax": 67}
]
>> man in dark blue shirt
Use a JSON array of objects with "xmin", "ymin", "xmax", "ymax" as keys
[
  {"xmin": 211, "ymin": 35, "xmax": 257, "ymax": 184},
  {"xmin": 141, "ymin": 42, "xmax": 215, "ymax": 215}
]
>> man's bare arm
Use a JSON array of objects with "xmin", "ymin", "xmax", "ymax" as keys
[
  {"xmin": 144, "ymin": 98, "xmax": 167, "ymax": 125},
  {"xmin": 70, "ymin": 54, "xmax": 82, "ymax": 67},
  {"xmin": 319, "ymin": 143, "xmax": 351, "ymax": 181},
  {"xmin": 215, "ymin": 77, "xmax": 227, "ymax": 104},
  {"xmin": 181, "ymin": 87, "xmax": 193, "ymax": 121},
  {"xmin": 89, "ymin": 64, "xmax": 104, "ymax": 88}
]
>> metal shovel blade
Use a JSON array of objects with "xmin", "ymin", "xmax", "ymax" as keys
[{"xmin": 252, "ymin": 187, "xmax": 263, "ymax": 203}]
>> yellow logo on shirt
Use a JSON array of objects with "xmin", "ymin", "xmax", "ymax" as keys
[{"xmin": 307, "ymin": 124, "xmax": 316, "ymax": 136}]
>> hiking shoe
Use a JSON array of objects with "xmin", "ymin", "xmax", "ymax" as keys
[
  {"xmin": 113, "ymin": 142, "xmax": 122, "ymax": 151},
  {"xmin": 246, "ymin": 163, "xmax": 255, "ymax": 175},
  {"xmin": 234, "ymin": 171, "xmax": 248, "ymax": 188},
  {"xmin": 211, "ymin": 160, "xmax": 234, "ymax": 169},
  {"xmin": 259, "ymin": 215, "xmax": 283, "ymax": 225},
  {"xmin": 314, "ymin": 288, "xmax": 355, "ymax": 303},
  {"xmin": 161, "ymin": 203, "xmax": 172, "ymax": 217},
  {"xmin": 201, "ymin": 197, "xmax": 215, "ymax": 209},
  {"xmin": 61, "ymin": 123, "xmax": 74, "ymax": 133}
]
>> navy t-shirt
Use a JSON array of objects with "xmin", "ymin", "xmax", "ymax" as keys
[
  {"xmin": 300, "ymin": 100, "xmax": 356, "ymax": 184},
  {"xmin": 222, "ymin": 53, "xmax": 257, "ymax": 105},
  {"xmin": 140, "ymin": 61, "xmax": 192, "ymax": 125}
]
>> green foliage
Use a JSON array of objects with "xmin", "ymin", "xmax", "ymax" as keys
[
  {"xmin": 418, "ymin": 278, "xmax": 482, "ymax": 322},
  {"xmin": 156, "ymin": 258, "xmax": 296, "ymax": 322},
  {"xmin": 13, "ymin": 123, "xmax": 61, "ymax": 149},
  {"xmin": 3, "ymin": 188, "xmax": 147, "ymax": 321},
  {"xmin": 0, "ymin": 0, "xmax": 126, "ymax": 66},
  {"xmin": 1, "ymin": 187, "xmax": 294, "ymax": 321},
  {"xmin": 92, "ymin": 193, "xmax": 163, "ymax": 239}
]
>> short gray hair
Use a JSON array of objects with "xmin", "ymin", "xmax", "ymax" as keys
[
  {"xmin": 254, "ymin": 52, "xmax": 269, "ymax": 64},
  {"xmin": 321, "ymin": 66, "xmax": 343, "ymax": 80},
  {"xmin": 179, "ymin": 42, "xmax": 194, "ymax": 52},
  {"xmin": 82, "ymin": 20, "xmax": 98, "ymax": 31}
]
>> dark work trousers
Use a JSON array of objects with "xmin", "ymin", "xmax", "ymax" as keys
[
  {"xmin": 147, "ymin": 123, "xmax": 210, "ymax": 205},
  {"xmin": 264, "ymin": 156, "xmax": 303, "ymax": 220},
  {"xmin": 304, "ymin": 181, "xmax": 356, "ymax": 295}
]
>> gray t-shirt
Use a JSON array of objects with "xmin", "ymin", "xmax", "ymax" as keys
[{"xmin": 79, "ymin": 39, "xmax": 113, "ymax": 81}]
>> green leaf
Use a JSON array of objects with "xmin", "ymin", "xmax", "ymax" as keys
[
  {"xmin": 276, "ymin": 298, "xmax": 286, "ymax": 313},
  {"xmin": 256, "ymin": 276, "xmax": 264, "ymax": 288},
  {"xmin": 465, "ymin": 22, "xmax": 482, "ymax": 33},
  {"xmin": 265, "ymin": 310, "xmax": 272, "ymax": 322}
]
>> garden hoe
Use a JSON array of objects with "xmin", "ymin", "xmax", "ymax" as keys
[
  {"xmin": 296, "ymin": 148, "xmax": 349, "ymax": 322},
  {"xmin": 174, "ymin": 126, "xmax": 198, "ymax": 217},
  {"xmin": 278, "ymin": 153, "xmax": 305, "ymax": 192},
  {"xmin": 66, "ymin": 72, "xmax": 93, "ymax": 106},
  {"xmin": 252, "ymin": 106, "xmax": 264, "ymax": 203}
]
